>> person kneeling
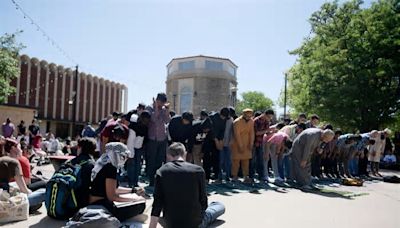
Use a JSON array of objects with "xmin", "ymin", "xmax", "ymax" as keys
[
  {"xmin": 150, "ymin": 142, "xmax": 225, "ymax": 228},
  {"xmin": 89, "ymin": 142, "xmax": 145, "ymax": 222}
]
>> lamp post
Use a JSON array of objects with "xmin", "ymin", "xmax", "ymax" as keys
[
  {"xmin": 72, "ymin": 65, "xmax": 78, "ymax": 137},
  {"xmin": 283, "ymin": 71, "xmax": 288, "ymax": 119}
]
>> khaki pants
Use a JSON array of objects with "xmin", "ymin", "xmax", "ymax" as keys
[
  {"xmin": 232, "ymin": 159, "xmax": 250, "ymax": 178},
  {"xmin": 192, "ymin": 144, "xmax": 203, "ymax": 167}
]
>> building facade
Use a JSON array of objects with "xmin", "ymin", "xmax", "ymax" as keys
[
  {"xmin": 166, "ymin": 55, "xmax": 238, "ymax": 116},
  {"xmin": 4, "ymin": 54, "xmax": 128, "ymax": 138}
]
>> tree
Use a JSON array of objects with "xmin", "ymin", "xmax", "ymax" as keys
[
  {"xmin": 0, "ymin": 31, "xmax": 24, "ymax": 103},
  {"xmin": 236, "ymin": 91, "xmax": 274, "ymax": 113},
  {"xmin": 286, "ymin": 0, "xmax": 400, "ymax": 132}
]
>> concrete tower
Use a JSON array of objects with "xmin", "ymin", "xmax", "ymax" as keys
[{"xmin": 166, "ymin": 55, "xmax": 238, "ymax": 116}]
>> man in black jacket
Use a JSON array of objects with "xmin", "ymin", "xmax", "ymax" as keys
[
  {"xmin": 168, "ymin": 111, "xmax": 194, "ymax": 144},
  {"xmin": 150, "ymin": 142, "xmax": 225, "ymax": 228}
]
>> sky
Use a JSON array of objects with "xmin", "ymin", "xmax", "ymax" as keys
[{"xmin": 0, "ymin": 0, "xmax": 372, "ymax": 114}]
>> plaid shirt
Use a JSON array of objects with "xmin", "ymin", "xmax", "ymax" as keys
[{"xmin": 254, "ymin": 116, "xmax": 271, "ymax": 147}]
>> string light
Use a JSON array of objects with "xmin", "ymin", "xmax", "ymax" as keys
[{"xmin": 10, "ymin": 0, "xmax": 77, "ymax": 65}]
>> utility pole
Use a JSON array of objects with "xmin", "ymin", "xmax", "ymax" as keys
[
  {"xmin": 73, "ymin": 65, "xmax": 78, "ymax": 137},
  {"xmin": 284, "ymin": 71, "xmax": 288, "ymax": 119}
]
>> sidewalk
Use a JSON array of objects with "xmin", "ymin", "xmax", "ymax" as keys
[{"xmin": 2, "ymin": 167, "xmax": 399, "ymax": 228}]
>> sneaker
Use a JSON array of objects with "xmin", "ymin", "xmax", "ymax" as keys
[
  {"xmin": 274, "ymin": 177, "xmax": 284, "ymax": 183},
  {"xmin": 243, "ymin": 178, "xmax": 253, "ymax": 184},
  {"xmin": 300, "ymin": 185, "xmax": 313, "ymax": 191},
  {"xmin": 213, "ymin": 179, "xmax": 222, "ymax": 184}
]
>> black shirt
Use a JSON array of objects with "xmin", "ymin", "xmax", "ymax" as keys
[
  {"xmin": 209, "ymin": 112, "xmax": 226, "ymax": 140},
  {"xmin": 69, "ymin": 153, "xmax": 95, "ymax": 208},
  {"xmin": 90, "ymin": 163, "xmax": 117, "ymax": 199},
  {"xmin": 151, "ymin": 160, "xmax": 208, "ymax": 228},
  {"xmin": 168, "ymin": 116, "xmax": 193, "ymax": 144},
  {"xmin": 28, "ymin": 124, "xmax": 40, "ymax": 135},
  {"xmin": 17, "ymin": 124, "xmax": 26, "ymax": 135}
]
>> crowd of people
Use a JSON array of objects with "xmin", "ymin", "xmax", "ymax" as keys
[{"xmin": 0, "ymin": 92, "xmax": 398, "ymax": 227}]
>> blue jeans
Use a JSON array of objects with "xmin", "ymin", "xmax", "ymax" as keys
[
  {"xmin": 28, "ymin": 188, "xmax": 46, "ymax": 209},
  {"xmin": 349, "ymin": 158, "xmax": 359, "ymax": 176},
  {"xmin": 250, "ymin": 146, "xmax": 265, "ymax": 179},
  {"xmin": 219, "ymin": 146, "xmax": 232, "ymax": 179},
  {"xmin": 283, "ymin": 155, "xmax": 291, "ymax": 179},
  {"xmin": 200, "ymin": 202, "xmax": 225, "ymax": 228},
  {"xmin": 127, "ymin": 148, "xmax": 144, "ymax": 187},
  {"xmin": 278, "ymin": 155, "xmax": 284, "ymax": 179}
]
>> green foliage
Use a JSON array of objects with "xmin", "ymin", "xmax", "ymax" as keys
[
  {"xmin": 0, "ymin": 31, "xmax": 24, "ymax": 103},
  {"xmin": 236, "ymin": 91, "xmax": 274, "ymax": 113},
  {"xmin": 286, "ymin": 0, "xmax": 400, "ymax": 132}
]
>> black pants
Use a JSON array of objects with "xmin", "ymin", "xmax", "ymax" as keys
[
  {"xmin": 358, "ymin": 156, "xmax": 368, "ymax": 175},
  {"xmin": 311, "ymin": 154, "xmax": 322, "ymax": 177},
  {"xmin": 92, "ymin": 199, "xmax": 145, "ymax": 222},
  {"xmin": 146, "ymin": 139, "xmax": 167, "ymax": 186},
  {"xmin": 203, "ymin": 145, "xmax": 220, "ymax": 180},
  {"xmin": 28, "ymin": 178, "xmax": 47, "ymax": 191}
]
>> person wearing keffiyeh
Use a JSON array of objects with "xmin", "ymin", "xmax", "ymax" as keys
[{"xmin": 89, "ymin": 142, "xmax": 146, "ymax": 221}]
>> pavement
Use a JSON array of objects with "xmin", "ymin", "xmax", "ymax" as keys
[{"xmin": 2, "ymin": 164, "xmax": 400, "ymax": 228}]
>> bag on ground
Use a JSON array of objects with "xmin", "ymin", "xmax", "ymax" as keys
[
  {"xmin": 0, "ymin": 189, "xmax": 29, "ymax": 224},
  {"xmin": 342, "ymin": 178, "xmax": 363, "ymax": 186},
  {"xmin": 45, "ymin": 160, "xmax": 87, "ymax": 219},
  {"xmin": 65, "ymin": 205, "xmax": 121, "ymax": 228}
]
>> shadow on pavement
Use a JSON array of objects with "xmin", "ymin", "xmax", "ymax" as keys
[{"xmin": 29, "ymin": 216, "xmax": 66, "ymax": 228}]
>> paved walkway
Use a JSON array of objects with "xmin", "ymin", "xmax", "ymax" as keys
[{"xmin": 2, "ymin": 166, "xmax": 399, "ymax": 228}]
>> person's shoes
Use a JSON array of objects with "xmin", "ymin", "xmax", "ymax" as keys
[
  {"xmin": 243, "ymin": 178, "xmax": 253, "ymax": 184},
  {"xmin": 213, "ymin": 179, "xmax": 222, "ymax": 184},
  {"xmin": 300, "ymin": 185, "xmax": 313, "ymax": 191},
  {"xmin": 274, "ymin": 177, "xmax": 284, "ymax": 183},
  {"xmin": 29, "ymin": 203, "xmax": 43, "ymax": 214},
  {"xmin": 376, "ymin": 172, "xmax": 383, "ymax": 177}
]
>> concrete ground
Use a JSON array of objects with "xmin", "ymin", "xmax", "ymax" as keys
[{"xmin": 2, "ymin": 165, "xmax": 399, "ymax": 228}]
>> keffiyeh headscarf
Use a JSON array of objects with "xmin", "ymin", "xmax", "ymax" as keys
[{"xmin": 91, "ymin": 142, "xmax": 131, "ymax": 181}]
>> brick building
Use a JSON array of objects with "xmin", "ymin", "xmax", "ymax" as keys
[
  {"xmin": 166, "ymin": 55, "xmax": 238, "ymax": 116},
  {"xmin": 4, "ymin": 54, "xmax": 128, "ymax": 138}
]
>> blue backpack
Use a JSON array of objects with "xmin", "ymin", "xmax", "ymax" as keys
[{"xmin": 45, "ymin": 160, "xmax": 87, "ymax": 219}]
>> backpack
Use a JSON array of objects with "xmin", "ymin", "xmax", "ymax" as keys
[{"xmin": 45, "ymin": 160, "xmax": 88, "ymax": 219}]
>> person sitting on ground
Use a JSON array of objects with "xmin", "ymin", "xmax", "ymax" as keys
[
  {"xmin": 0, "ymin": 139, "xmax": 46, "ymax": 213},
  {"xmin": 5, "ymin": 138, "xmax": 47, "ymax": 191},
  {"xmin": 68, "ymin": 137, "xmax": 96, "ymax": 209},
  {"xmin": 150, "ymin": 142, "xmax": 225, "ymax": 228},
  {"xmin": 89, "ymin": 142, "xmax": 146, "ymax": 222}
]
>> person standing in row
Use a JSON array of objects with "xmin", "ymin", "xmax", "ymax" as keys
[
  {"xmin": 251, "ymin": 109, "xmax": 274, "ymax": 181},
  {"xmin": 290, "ymin": 128, "xmax": 334, "ymax": 190},
  {"xmin": 146, "ymin": 93, "xmax": 171, "ymax": 186},
  {"xmin": 231, "ymin": 109, "xmax": 255, "ymax": 183}
]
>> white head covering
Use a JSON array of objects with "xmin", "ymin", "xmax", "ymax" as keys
[{"xmin": 91, "ymin": 142, "xmax": 131, "ymax": 181}]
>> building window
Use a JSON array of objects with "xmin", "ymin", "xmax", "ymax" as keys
[
  {"xmin": 227, "ymin": 65, "xmax": 236, "ymax": 76},
  {"xmin": 205, "ymin": 60, "xmax": 223, "ymax": 71},
  {"xmin": 178, "ymin": 61, "xmax": 195, "ymax": 71},
  {"xmin": 168, "ymin": 66, "xmax": 174, "ymax": 74},
  {"xmin": 180, "ymin": 86, "xmax": 192, "ymax": 113}
]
